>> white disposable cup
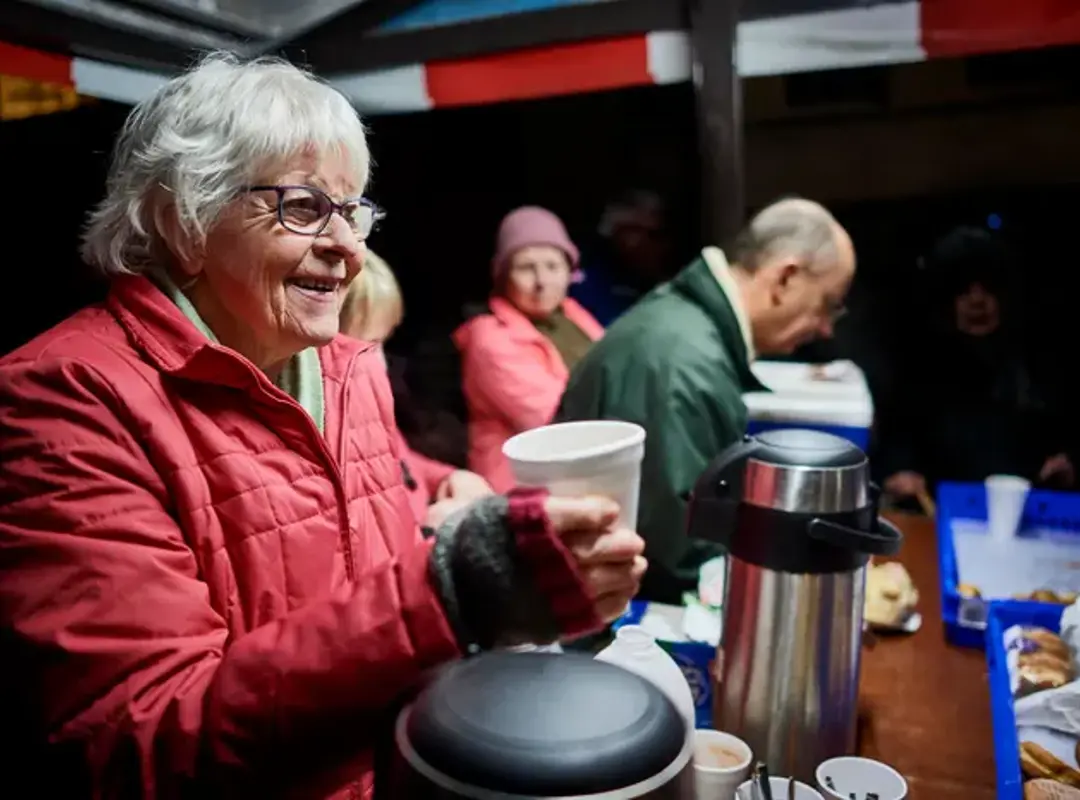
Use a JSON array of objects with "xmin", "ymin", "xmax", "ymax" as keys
[
  {"xmin": 694, "ymin": 730, "xmax": 753, "ymax": 800},
  {"xmin": 502, "ymin": 420, "xmax": 646, "ymax": 528},
  {"xmin": 985, "ymin": 474, "xmax": 1030, "ymax": 542},
  {"xmin": 816, "ymin": 756, "xmax": 908, "ymax": 800},
  {"xmin": 737, "ymin": 776, "xmax": 823, "ymax": 800}
]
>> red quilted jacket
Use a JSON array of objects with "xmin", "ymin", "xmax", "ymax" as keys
[{"xmin": 0, "ymin": 275, "xmax": 594, "ymax": 799}]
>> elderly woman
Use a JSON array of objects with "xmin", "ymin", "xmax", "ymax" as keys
[
  {"xmin": 454, "ymin": 206, "xmax": 604, "ymax": 492},
  {"xmin": 0, "ymin": 54, "xmax": 646, "ymax": 798},
  {"xmin": 340, "ymin": 250, "xmax": 493, "ymax": 529}
]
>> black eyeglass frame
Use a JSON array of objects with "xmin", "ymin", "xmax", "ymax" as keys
[{"xmin": 247, "ymin": 184, "xmax": 385, "ymax": 239}]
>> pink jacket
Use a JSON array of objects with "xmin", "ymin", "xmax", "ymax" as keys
[
  {"xmin": 453, "ymin": 296, "xmax": 604, "ymax": 492},
  {"xmin": 0, "ymin": 275, "xmax": 598, "ymax": 798}
]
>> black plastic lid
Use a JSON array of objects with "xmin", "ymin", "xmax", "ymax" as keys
[
  {"xmin": 752, "ymin": 429, "xmax": 866, "ymax": 468},
  {"xmin": 402, "ymin": 652, "xmax": 687, "ymax": 796}
]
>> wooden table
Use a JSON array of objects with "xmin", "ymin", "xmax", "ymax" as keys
[{"xmin": 858, "ymin": 512, "xmax": 997, "ymax": 799}]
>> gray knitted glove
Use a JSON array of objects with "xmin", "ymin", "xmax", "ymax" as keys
[{"xmin": 428, "ymin": 494, "xmax": 563, "ymax": 653}]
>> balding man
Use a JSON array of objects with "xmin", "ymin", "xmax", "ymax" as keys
[{"xmin": 558, "ymin": 197, "xmax": 856, "ymax": 604}]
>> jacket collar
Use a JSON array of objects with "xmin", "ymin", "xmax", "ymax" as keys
[
  {"xmin": 486, "ymin": 295, "xmax": 604, "ymax": 342},
  {"xmin": 106, "ymin": 275, "xmax": 340, "ymax": 420},
  {"xmin": 669, "ymin": 253, "xmax": 765, "ymax": 391},
  {"xmin": 701, "ymin": 247, "xmax": 755, "ymax": 362},
  {"xmin": 108, "ymin": 274, "xmax": 219, "ymax": 377},
  {"xmin": 488, "ymin": 295, "xmax": 544, "ymax": 340}
]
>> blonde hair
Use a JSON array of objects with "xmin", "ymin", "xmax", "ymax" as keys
[{"xmin": 340, "ymin": 250, "xmax": 404, "ymax": 339}]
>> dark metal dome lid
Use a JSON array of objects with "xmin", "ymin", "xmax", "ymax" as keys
[{"xmin": 397, "ymin": 652, "xmax": 689, "ymax": 797}]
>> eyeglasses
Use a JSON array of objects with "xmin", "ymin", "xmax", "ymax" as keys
[{"xmin": 247, "ymin": 185, "xmax": 385, "ymax": 239}]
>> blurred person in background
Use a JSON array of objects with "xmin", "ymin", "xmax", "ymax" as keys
[
  {"xmin": 571, "ymin": 189, "xmax": 673, "ymax": 326},
  {"xmin": 879, "ymin": 226, "xmax": 1074, "ymax": 504},
  {"xmin": 560, "ymin": 197, "xmax": 856, "ymax": 604},
  {"xmin": 0, "ymin": 54, "xmax": 646, "ymax": 798},
  {"xmin": 454, "ymin": 206, "xmax": 604, "ymax": 492},
  {"xmin": 340, "ymin": 250, "xmax": 493, "ymax": 529}
]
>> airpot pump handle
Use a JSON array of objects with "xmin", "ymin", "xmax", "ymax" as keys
[
  {"xmin": 686, "ymin": 436, "xmax": 762, "ymax": 544},
  {"xmin": 806, "ymin": 516, "xmax": 904, "ymax": 556}
]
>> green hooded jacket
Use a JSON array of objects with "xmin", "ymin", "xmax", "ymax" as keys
[{"xmin": 557, "ymin": 251, "xmax": 764, "ymax": 603}]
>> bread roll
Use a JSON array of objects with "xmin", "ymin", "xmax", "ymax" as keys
[
  {"xmin": 1025, "ymin": 779, "xmax": 1080, "ymax": 800},
  {"xmin": 1021, "ymin": 742, "xmax": 1080, "ymax": 788}
]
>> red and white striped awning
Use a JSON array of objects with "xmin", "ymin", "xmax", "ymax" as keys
[{"xmin": 2, "ymin": 0, "xmax": 1079, "ymax": 113}]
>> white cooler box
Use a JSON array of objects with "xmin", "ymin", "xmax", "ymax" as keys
[{"xmin": 744, "ymin": 360, "xmax": 874, "ymax": 451}]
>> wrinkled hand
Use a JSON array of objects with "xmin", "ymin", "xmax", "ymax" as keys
[
  {"xmin": 1039, "ymin": 453, "xmax": 1075, "ymax": 487},
  {"xmin": 426, "ymin": 497, "xmax": 474, "ymax": 530},
  {"xmin": 884, "ymin": 470, "xmax": 927, "ymax": 500},
  {"xmin": 436, "ymin": 470, "xmax": 494, "ymax": 503},
  {"xmin": 545, "ymin": 495, "xmax": 647, "ymax": 623}
]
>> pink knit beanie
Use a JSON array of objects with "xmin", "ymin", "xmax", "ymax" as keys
[{"xmin": 491, "ymin": 206, "xmax": 581, "ymax": 282}]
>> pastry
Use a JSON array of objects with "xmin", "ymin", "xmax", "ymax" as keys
[
  {"xmin": 1019, "ymin": 651, "xmax": 1073, "ymax": 674},
  {"xmin": 1017, "ymin": 662, "xmax": 1074, "ymax": 694},
  {"xmin": 1024, "ymin": 629, "xmax": 1074, "ymax": 662},
  {"xmin": 1014, "ymin": 589, "xmax": 1080, "ymax": 606},
  {"xmin": 1021, "ymin": 742, "xmax": 1080, "ymax": 787},
  {"xmin": 1007, "ymin": 628, "xmax": 1076, "ymax": 696},
  {"xmin": 864, "ymin": 562, "xmax": 919, "ymax": 628},
  {"xmin": 1026, "ymin": 779, "xmax": 1080, "ymax": 799}
]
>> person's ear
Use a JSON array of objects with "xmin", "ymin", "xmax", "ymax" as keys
[
  {"xmin": 767, "ymin": 261, "xmax": 801, "ymax": 306},
  {"xmin": 154, "ymin": 200, "xmax": 204, "ymax": 278}
]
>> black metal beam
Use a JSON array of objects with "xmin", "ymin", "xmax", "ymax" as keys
[
  {"xmin": 688, "ymin": 0, "xmax": 744, "ymax": 245},
  {"xmin": 0, "ymin": 1, "xmax": 234, "ymax": 72},
  {"xmin": 283, "ymin": 0, "xmax": 434, "ymax": 66},
  {"xmin": 298, "ymin": 0, "xmax": 685, "ymax": 75}
]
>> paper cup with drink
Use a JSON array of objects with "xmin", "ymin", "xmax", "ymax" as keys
[{"xmin": 694, "ymin": 729, "xmax": 753, "ymax": 800}]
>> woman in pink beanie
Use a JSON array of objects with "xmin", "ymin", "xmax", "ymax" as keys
[{"xmin": 453, "ymin": 206, "xmax": 604, "ymax": 491}]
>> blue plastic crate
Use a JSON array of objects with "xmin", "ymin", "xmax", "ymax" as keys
[
  {"xmin": 986, "ymin": 600, "xmax": 1066, "ymax": 800},
  {"xmin": 937, "ymin": 482, "xmax": 1080, "ymax": 648}
]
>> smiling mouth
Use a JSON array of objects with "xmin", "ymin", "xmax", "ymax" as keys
[{"xmin": 287, "ymin": 277, "xmax": 340, "ymax": 295}]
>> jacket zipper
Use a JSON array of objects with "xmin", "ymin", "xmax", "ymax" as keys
[
  {"xmin": 333, "ymin": 348, "xmax": 364, "ymax": 581},
  {"xmin": 227, "ymin": 345, "xmax": 370, "ymax": 582}
]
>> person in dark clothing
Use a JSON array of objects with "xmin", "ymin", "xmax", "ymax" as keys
[
  {"xmin": 879, "ymin": 227, "xmax": 1075, "ymax": 504},
  {"xmin": 571, "ymin": 189, "xmax": 673, "ymax": 326}
]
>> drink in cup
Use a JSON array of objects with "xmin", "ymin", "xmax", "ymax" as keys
[{"xmin": 694, "ymin": 729, "xmax": 752, "ymax": 800}]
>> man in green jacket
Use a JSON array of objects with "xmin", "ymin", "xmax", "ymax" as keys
[{"xmin": 558, "ymin": 197, "xmax": 856, "ymax": 604}]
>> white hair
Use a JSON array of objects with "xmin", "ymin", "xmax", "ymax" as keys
[
  {"xmin": 730, "ymin": 197, "xmax": 842, "ymax": 275},
  {"xmin": 82, "ymin": 51, "xmax": 370, "ymax": 276}
]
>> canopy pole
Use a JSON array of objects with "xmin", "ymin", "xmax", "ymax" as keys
[{"xmin": 687, "ymin": 0, "xmax": 744, "ymax": 246}]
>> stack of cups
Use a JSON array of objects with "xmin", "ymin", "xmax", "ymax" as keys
[
  {"xmin": 985, "ymin": 474, "xmax": 1031, "ymax": 543},
  {"xmin": 502, "ymin": 420, "xmax": 646, "ymax": 529}
]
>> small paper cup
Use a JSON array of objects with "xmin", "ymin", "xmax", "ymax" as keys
[
  {"xmin": 694, "ymin": 729, "xmax": 752, "ymax": 800},
  {"xmin": 985, "ymin": 474, "xmax": 1030, "ymax": 542},
  {"xmin": 737, "ymin": 776, "xmax": 824, "ymax": 800},
  {"xmin": 816, "ymin": 756, "xmax": 908, "ymax": 800}
]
